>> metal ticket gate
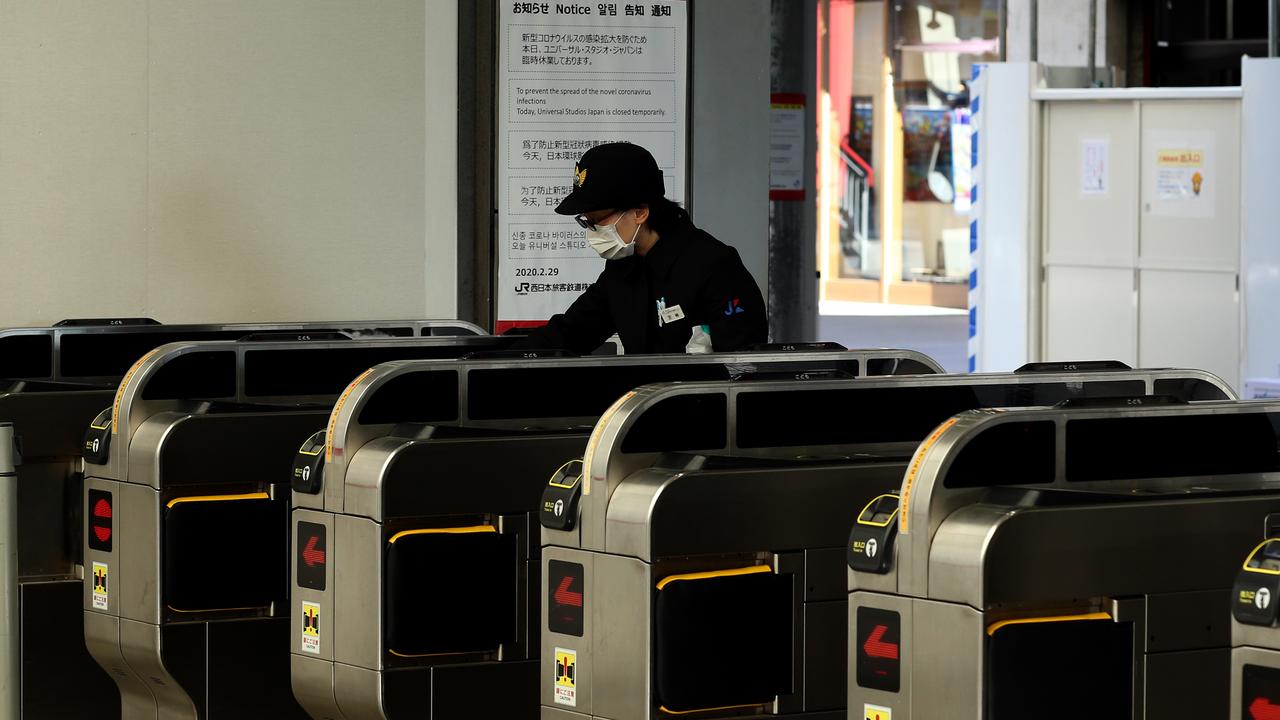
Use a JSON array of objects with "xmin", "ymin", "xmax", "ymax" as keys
[
  {"xmin": 0, "ymin": 318, "xmax": 477, "ymax": 719},
  {"xmin": 1229, "ymin": 525, "xmax": 1280, "ymax": 720},
  {"xmin": 0, "ymin": 421, "xmax": 18, "ymax": 717},
  {"xmin": 291, "ymin": 346, "xmax": 943, "ymax": 720},
  {"xmin": 81, "ymin": 332, "xmax": 511, "ymax": 720},
  {"xmin": 537, "ymin": 365, "xmax": 1236, "ymax": 720},
  {"xmin": 850, "ymin": 399, "xmax": 1280, "ymax": 720}
]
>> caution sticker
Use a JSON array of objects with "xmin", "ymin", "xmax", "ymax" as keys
[
  {"xmin": 91, "ymin": 562, "xmax": 109, "ymax": 610},
  {"xmin": 553, "ymin": 647, "xmax": 577, "ymax": 707},
  {"xmin": 865, "ymin": 704, "xmax": 892, "ymax": 720},
  {"xmin": 301, "ymin": 601, "xmax": 321, "ymax": 655}
]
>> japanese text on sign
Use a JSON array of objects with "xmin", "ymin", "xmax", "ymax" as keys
[{"xmin": 496, "ymin": 2, "xmax": 687, "ymax": 332}]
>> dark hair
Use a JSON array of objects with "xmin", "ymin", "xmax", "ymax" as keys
[{"xmin": 642, "ymin": 197, "xmax": 689, "ymax": 236}]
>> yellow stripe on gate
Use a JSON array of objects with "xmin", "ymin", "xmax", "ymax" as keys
[
  {"xmin": 166, "ymin": 492, "xmax": 269, "ymax": 509},
  {"xmin": 655, "ymin": 564, "xmax": 771, "ymax": 591},
  {"xmin": 387, "ymin": 525, "xmax": 496, "ymax": 544},
  {"xmin": 659, "ymin": 701, "xmax": 767, "ymax": 716},
  {"xmin": 986, "ymin": 611, "xmax": 1112, "ymax": 636}
]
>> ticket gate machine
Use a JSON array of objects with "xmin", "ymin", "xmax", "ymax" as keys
[
  {"xmin": 0, "ymin": 318, "xmax": 477, "ymax": 718},
  {"xmin": 850, "ymin": 399, "xmax": 1280, "ymax": 720},
  {"xmin": 538, "ymin": 366, "xmax": 1235, "ymax": 720},
  {"xmin": 0, "ymin": 422, "xmax": 17, "ymax": 717},
  {"xmin": 80, "ymin": 332, "xmax": 509, "ymax": 720},
  {"xmin": 1229, "ymin": 525, "xmax": 1280, "ymax": 719},
  {"xmin": 291, "ymin": 347, "xmax": 943, "ymax": 720}
]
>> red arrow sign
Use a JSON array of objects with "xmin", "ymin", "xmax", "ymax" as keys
[
  {"xmin": 1251, "ymin": 697, "xmax": 1280, "ymax": 720},
  {"xmin": 553, "ymin": 576, "xmax": 583, "ymax": 608},
  {"xmin": 302, "ymin": 535, "xmax": 325, "ymax": 567},
  {"xmin": 92, "ymin": 498, "xmax": 112, "ymax": 544},
  {"xmin": 862, "ymin": 624, "xmax": 899, "ymax": 660}
]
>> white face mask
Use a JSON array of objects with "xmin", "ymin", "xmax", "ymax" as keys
[{"xmin": 585, "ymin": 213, "xmax": 640, "ymax": 260}]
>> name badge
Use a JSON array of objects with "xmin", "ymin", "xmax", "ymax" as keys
[{"xmin": 659, "ymin": 304, "xmax": 685, "ymax": 324}]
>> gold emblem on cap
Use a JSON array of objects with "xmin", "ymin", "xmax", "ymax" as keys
[{"xmin": 574, "ymin": 166, "xmax": 587, "ymax": 188}]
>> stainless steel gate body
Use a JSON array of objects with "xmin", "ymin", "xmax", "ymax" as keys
[
  {"xmin": 0, "ymin": 319, "xmax": 476, "ymax": 719},
  {"xmin": 294, "ymin": 348, "xmax": 943, "ymax": 720},
  {"xmin": 80, "ymin": 329, "xmax": 504, "ymax": 720},
  {"xmin": 848, "ymin": 398, "xmax": 1280, "ymax": 720},
  {"xmin": 539, "ymin": 367, "xmax": 1235, "ymax": 720},
  {"xmin": 1226, "ymin": 529, "xmax": 1280, "ymax": 719}
]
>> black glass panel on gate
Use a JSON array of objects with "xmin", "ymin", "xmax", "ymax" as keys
[
  {"xmin": 0, "ymin": 334, "xmax": 54, "ymax": 380},
  {"xmin": 621, "ymin": 393, "xmax": 728, "ymax": 453},
  {"xmin": 384, "ymin": 531, "xmax": 518, "ymax": 656},
  {"xmin": 466, "ymin": 364, "xmax": 731, "ymax": 420},
  {"xmin": 1066, "ymin": 412, "xmax": 1280, "ymax": 482},
  {"xmin": 866, "ymin": 357, "xmax": 934, "ymax": 376},
  {"xmin": 736, "ymin": 381, "xmax": 1143, "ymax": 449},
  {"xmin": 245, "ymin": 345, "xmax": 487, "ymax": 397},
  {"xmin": 163, "ymin": 496, "xmax": 287, "ymax": 612},
  {"xmin": 944, "ymin": 421, "xmax": 1057, "ymax": 488},
  {"xmin": 355, "ymin": 371, "xmax": 460, "ymax": 424},
  {"xmin": 60, "ymin": 331, "xmax": 247, "ymax": 378},
  {"xmin": 141, "ymin": 351, "xmax": 238, "ymax": 400},
  {"xmin": 654, "ymin": 570, "xmax": 792, "ymax": 712},
  {"xmin": 1153, "ymin": 378, "xmax": 1232, "ymax": 401},
  {"xmin": 987, "ymin": 618, "xmax": 1132, "ymax": 720}
]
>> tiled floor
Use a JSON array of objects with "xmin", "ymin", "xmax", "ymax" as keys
[{"xmin": 817, "ymin": 301, "xmax": 968, "ymax": 374}]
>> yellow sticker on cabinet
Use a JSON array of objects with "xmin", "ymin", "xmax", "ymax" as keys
[
  {"xmin": 554, "ymin": 647, "xmax": 577, "ymax": 707},
  {"xmin": 865, "ymin": 704, "xmax": 892, "ymax": 720},
  {"xmin": 301, "ymin": 601, "xmax": 321, "ymax": 655},
  {"xmin": 91, "ymin": 562, "xmax": 109, "ymax": 610}
]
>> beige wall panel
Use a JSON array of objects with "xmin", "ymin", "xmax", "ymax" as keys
[
  {"xmin": 0, "ymin": 0, "xmax": 149, "ymax": 326},
  {"xmin": 145, "ymin": 0, "xmax": 430, "ymax": 323},
  {"xmin": 1138, "ymin": 269, "xmax": 1239, "ymax": 392},
  {"xmin": 1138, "ymin": 100, "xmax": 1240, "ymax": 270},
  {"xmin": 1044, "ymin": 101, "xmax": 1138, "ymax": 267},
  {"xmin": 1045, "ymin": 265, "xmax": 1136, "ymax": 366},
  {"xmin": 422, "ymin": 1, "xmax": 458, "ymax": 318},
  {"xmin": 1, "ymin": 0, "xmax": 459, "ymax": 328}
]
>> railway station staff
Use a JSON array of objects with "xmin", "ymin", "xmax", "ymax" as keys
[{"xmin": 519, "ymin": 142, "xmax": 767, "ymax": 354}]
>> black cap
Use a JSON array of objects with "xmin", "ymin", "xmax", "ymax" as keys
[{"xmin": 554, "ymin": 143, "xmax": 666, "ymax": 216}]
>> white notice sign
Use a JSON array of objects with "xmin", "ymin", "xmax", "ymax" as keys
[
  {"xmin": 1081, "ymin": 137, "xmax": 1109, "ymax": 196},
  {"xmin": 769, "ymin": 94, "xmax": 806, "ymax": 200},
  {"xmin": 1147, "ymin": 130, "xmax": 1216, "ymax": 218},
  {"xmin": 496, "ymin": 1, "xmax": 688, "ymax": 332}
]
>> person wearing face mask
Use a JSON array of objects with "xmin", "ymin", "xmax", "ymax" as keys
[{"xmin": 517, "ymin": 142, "xmax": 767, "ymax": 354}]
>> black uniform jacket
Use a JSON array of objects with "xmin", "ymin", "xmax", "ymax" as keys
[{"xmin": 523, "ymin": 219, "xmax": 767, "ymax": 354}]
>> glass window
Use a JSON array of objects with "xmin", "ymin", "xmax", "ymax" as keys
[{"xmin": 818, "ymin": 0, "xmax": 1000, "ymax": 310}]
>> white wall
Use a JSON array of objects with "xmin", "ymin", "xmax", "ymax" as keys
[
  {"xmin": 690, "ymin": 0, "xmax": 771, "ymax": 297},
  {"xmin": 972, "ymin": 63, "xmax": 1036, "ymax": 372},
  {"xmin": 0, "ymin": 0, "xmax": 458, "ymax": 328},
  {"xmin": 1006, "ymin": 0, "xmax": 1115, "ymax": 69},
  {"xmin": 1242, "ymin": 58, "xmax": 1280, "ymax": 384}
]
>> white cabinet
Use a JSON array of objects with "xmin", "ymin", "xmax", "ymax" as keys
[
  {"xmin": 1045, "ymin": 266, "xmax": 1137, "ymax": 367},
  {"xmin": 1041, "ymin": 96, "xmax": 1240, "ymax": 391}
]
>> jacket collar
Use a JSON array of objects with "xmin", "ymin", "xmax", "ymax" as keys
[{"xmin": 637, "ymin": 219, "xmax": 691, "ymax": 280}]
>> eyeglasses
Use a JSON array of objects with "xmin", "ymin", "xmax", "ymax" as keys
[{"xmin": 573, "ymin": 210, "xmax": 621, "ymax": 231}]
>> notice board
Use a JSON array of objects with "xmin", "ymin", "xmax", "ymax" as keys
[{"xmin": 496, "ymin": 1, "xmax": 688, "ymax": 333}]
